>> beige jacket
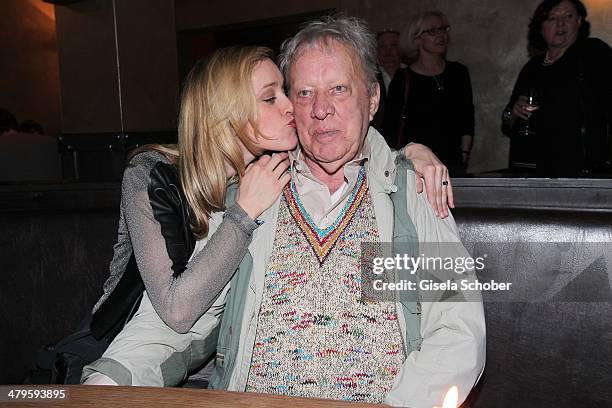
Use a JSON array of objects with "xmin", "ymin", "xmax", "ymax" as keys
[{"xmin": 202, "ymin": 128, "xmax": 486, "ymax": 407}]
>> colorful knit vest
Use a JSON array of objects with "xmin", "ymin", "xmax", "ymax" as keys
[{"xmin": 245, "ymin": 169, "xmax": 406, "ymax": 403}]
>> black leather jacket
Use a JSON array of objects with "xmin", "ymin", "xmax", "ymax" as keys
[{"xmin": 91, "ymin": 160, "xmax": 195, "ymax": 340}]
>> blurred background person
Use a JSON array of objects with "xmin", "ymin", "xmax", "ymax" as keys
[
  {"xmin": 0, "ymin": 107, "xmax": 19, "ymax": 134},
  {"xmin": 371, "ymin": 29, "xmax": 406, "ymax": 133},
  {"xmin": 502, "ymin": 0, "xmax": 612, "ymax": 177},
  {"xmin": 384, "ymin": 11, "xmax": 474, "ymax": 176},
  {"xmin": 0, "ymin": 108, "xmax": 60, "ymax": 181},
  {"xmin": 377, "ymin": 29, "xmax": 407, "ymax": 94},
  {"xmin": 18, "ymin": 119, "xmax": 45, "ymax": 135}
]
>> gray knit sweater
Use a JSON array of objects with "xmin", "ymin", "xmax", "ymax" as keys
[{"xmin": 93, "ymin": 151, "xmax": 258, "ymax": 333}]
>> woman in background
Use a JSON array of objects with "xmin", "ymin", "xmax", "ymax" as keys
[
  {"xmin": 503, "ymin": 0, "xmax": 612, "ymax": 176},
  {"xmin": 384, "ymin": 10, "xmax": 475, "ymax": 176}
]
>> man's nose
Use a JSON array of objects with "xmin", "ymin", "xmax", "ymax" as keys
[
  {"xmin": 283, "ymin": 94, "xmax": 294, "ymax": 116},
  {"xmin": 311, "ymin": 93, "xmax": 334, "ymax": 120}
]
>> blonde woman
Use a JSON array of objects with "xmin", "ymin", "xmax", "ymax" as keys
[
  {"xmin": 81, "ymin": 46, "xmax": 295, "ymax": 386},
  {"xmin": 81, "ymin": 45, "xmax": 452, "ymax": 386}
]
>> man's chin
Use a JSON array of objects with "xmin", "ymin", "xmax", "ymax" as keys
[
  {"xmin": 318, "ymin": 161, "xmax": 346, "ymax": 176},
  {"xmin": 304, "ymin": 155, "xmax": 348, "ymax": 176}
]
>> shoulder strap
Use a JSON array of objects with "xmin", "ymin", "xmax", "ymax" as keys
[
  {"xmin": 391, "ymin": 154, "xmax": 418, "ymax": 250},
  {"xmin": 390, "ymin": 153, "xmax": 423, "ymax": 353},
  {"xmin": 225, "ymin": 182, "xmax": 238, "ymax": 207},
  {"xmin": 209, "ymin": 181, "xmax": 251, "ymax": 390}
]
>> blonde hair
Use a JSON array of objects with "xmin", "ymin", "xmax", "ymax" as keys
[
  {"xmin": 132, "ymin": 46, "xmax": 274, "ymax": 239},
  {"xmin": 400, "ymin": 11, "xmax": 450, "ymax": 61}
]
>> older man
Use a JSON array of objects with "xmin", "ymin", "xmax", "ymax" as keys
[{"xmin": 204, "ymin": 17, "xmax": 485, "ymax": 407}]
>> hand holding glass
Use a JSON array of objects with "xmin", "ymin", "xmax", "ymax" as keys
[{"xmin": 518, "ymin": 89, "xmax": 540, "ymax": 137}]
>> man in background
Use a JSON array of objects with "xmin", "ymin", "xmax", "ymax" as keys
[{"xmin": 372, "ymin": 29, "xmax": 407, "ymax": 133}]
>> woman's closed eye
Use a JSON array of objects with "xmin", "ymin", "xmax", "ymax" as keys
[{"xmin": 263, "ymin": 96, "xmax": 277, "ymax": 104}]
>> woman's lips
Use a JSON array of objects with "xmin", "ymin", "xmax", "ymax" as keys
[{"xmin": 288, "ymin": 119, "xmax": 296, "ymax": 128}]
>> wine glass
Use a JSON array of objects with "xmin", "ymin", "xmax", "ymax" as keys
[{"xmin": 518, "ymin": 88, "xmax": 540, "ymax": 137}]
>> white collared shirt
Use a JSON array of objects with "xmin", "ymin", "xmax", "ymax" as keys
[{"xmin": 288, "ymin": 141, "xmax": 371, "ymax": 229}]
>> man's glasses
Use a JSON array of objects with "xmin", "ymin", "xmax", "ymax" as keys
[{"xmin": 419, "ymin": 25, "xmax": 451, "ymax": 37}]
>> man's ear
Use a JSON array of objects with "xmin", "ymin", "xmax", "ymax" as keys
[{"xmin": 369, "ymin": 82, "xmax": 381, "ymax": 121}]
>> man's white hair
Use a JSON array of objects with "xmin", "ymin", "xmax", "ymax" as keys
[{"xmin": 278, "ymin": 15, "xmax": 378, "ymax": 96}]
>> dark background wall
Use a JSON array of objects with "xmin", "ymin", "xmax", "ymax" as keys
[
  {"xmin": 0, "ymin": 0, "xmax": 61, "ymax": 136},
  {"xmin": 54, "ymin": 1, "xmax": 121, "ymax": 133},
  {"xmin": 55, "ymin": 0, "xmax": 179, "ymax": 134},
  {"xmin": 0, "ymin": 184, "xmax": 120, "ymax": 385}
]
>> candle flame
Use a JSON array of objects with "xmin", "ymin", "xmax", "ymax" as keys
[
  {"xmin": 433, "ymin": 386, "xmax": 459, "ymax": 408},
  {"xmin": 442, "ymin": 386, "xmax": 459, "ymax": 408}
]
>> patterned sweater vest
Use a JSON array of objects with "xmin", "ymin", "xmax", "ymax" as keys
[{"xmin": 245, "ymin": 168, "xmax": 406, "ymax": 403}]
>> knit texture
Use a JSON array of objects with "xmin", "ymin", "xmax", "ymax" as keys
[{"xmin": 246, "ymin": 170, "xmax": 405, "ymax": 403}]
